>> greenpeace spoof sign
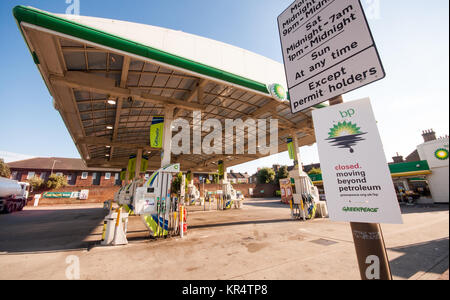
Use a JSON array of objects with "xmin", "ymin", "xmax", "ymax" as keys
[
  {"xmin": 278, "ymin": 0, "xmax": 385, "ymax": 113},
  {"xmin": 312, "ymin": 98, "xmax": 403, "ymax": 224}
]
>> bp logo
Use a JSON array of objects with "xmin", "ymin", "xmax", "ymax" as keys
[
  {"xmin": 327, "ymin": 121, "xmax": 367, "ymax": 153},
  {"xmin": 435, "ymin": 148, "xmax": 449, "ymax": 160},
  {"xmin": 269, "ymin": 84, "xmax": 287, "ymax": 101}
]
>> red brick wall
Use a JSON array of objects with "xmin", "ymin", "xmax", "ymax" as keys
[
  {"xmin": 72, "ymin": 171, "xmax": 121, "ymax": 187},
  {"xmin": 100, "ymin": 172, "xmax": 118, "ymax": 187},
  {"xmin": 28, "ymin": 186, "xmax": 120, "ymax": 206},
  {"xmin": 11, "ymin": 169, "xmax": 121, "ymax": 188},
  {"xmin": 74, "ymin": 172, "xmax": 92, "ymax": 187}
]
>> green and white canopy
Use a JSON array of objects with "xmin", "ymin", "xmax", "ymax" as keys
[{"xmin": 14, "ymin": 5, "xmax": 320, "ymax": 172}]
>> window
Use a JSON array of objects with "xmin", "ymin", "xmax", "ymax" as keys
[
  {"xmin": 81, "ymin": 172, "xmax": 88, "ymax": 179},
  {"xmin": 105, "ymin": 173, "xmax": 111, "ymax": 180},
  {"xmin": 67, "ymin": 174, "xmax": 72, "ymax": 181},
  {"xmin": 92, "ymin": 173, "xmax": 100, "ymax": 186},
  {"xmin": 55, "ymin": 172, "xmax": 63, "ymax": 177},
  {"xmin": 115, "ymin": 173, "xmax": 121, "ymax": 186},
  {"xmin": 40, "ymin": 172, "xmax": 47, "ymax": 180},
  {"xmin": 27, "ymin": 172, "xmax": 35, "ymax": 180},
  {"xmin": 145, "ymin": 174, "xmax": 150, "ymax": 179}
]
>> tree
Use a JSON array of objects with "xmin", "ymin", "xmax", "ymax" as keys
[
  {"xmin": 29, "ymin": 175, "xmax": 45, "ymax": 191},
  {"xmin": 308, "ymin": 167, "xmax": 322, "ymax": 175},
  {"xmin": 275, "ymin": 166, "xmax": 290, "ymax": 183},
  {"xmin": 46, "ymin": 174, "xmax": 68, "ymax": 190},
  {"xmin": 257, "ymin": 168, "xmax": 276, "ymax": 184},
  {"xmin": 171, "ymin": 172, "xmax": 188, "ymax": 195},
  {"xmin": 171, "ymin": 172, "xmax": 183, "ymax": 195},
  {"xmin": 213, "ymin": 174, "xmax": 219, "ymax": 184},
  {"xmin": 0, "ymin": 159, "xmax": 11, "ymax": 178}
]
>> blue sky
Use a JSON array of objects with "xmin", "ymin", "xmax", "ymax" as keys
[{"xmin": 0, "ymin": 0, "xmax": 449, "ymax": 174}]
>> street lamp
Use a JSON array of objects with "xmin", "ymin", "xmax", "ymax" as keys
[{"xmin": 51, "ymin": 160, "xmax": 60, "ymax": 175}]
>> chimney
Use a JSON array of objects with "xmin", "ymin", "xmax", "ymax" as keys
[
  {"xmin": 422, "ymin": 129, "xmax": 437, "ymax": 143},
  {"xmin": 392, "ymin": 153, "xmax": 404, "ymax": 163}
]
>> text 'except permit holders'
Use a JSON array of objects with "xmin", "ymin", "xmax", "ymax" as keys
[{"xmin": 289, "ymin": 46, "xmax": 384, "ymax": 113}]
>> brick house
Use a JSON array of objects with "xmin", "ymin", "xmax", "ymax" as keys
[
  {"xmin": 192, "ymin": 172, "xmax": 250, "ymax": 184},
  {"xmin": 227, "ymin": 171, "xmax": 250, "ymax": 184},
  {"xmin": 7, "ymin": 157, "xmax": 123, "ymax": 187}
]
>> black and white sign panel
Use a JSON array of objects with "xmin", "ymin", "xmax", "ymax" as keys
[
  {"xmin": 278, "ymin": 0, "xmax": 385, "ymax": 113},
  {"xmin": 312, "ymin": 98, "xmax": 403, "ymax": 224}
]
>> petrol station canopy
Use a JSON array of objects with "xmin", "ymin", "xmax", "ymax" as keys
[{"xmin": 13, "ymin": 6, "xmax": 325, "ymax": 172}]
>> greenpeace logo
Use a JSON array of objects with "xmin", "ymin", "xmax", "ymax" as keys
[{"xmin": 343, "ymin": 207, "xmax": 379, "ymax": 213}]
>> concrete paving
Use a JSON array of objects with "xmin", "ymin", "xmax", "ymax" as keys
[{"xmin": 0, "ymin": 199, "xmax": 448, "ymax": 280}]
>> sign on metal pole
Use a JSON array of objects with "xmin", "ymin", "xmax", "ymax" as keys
[
  {"xmin": 312, "ymin": 98, "xmax": 403, "ymax": 224},
  {"xmin": 278, "ymin": 0, "xmax": 385, "ymax": 113}
]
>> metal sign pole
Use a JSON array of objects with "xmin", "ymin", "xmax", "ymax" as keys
[
  {"xmin": 350, "ymin": 222, "xmax": 392, "ymax": 280},
  {"xmin": 330, "ymin": 95, "xmax": 393, "ymax": 281}
]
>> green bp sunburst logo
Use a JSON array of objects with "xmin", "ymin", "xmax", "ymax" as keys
[
  {"xmin": 435, "ymin": 148, "xmax": 449, "ymax": 160},
  {"xmin": 329, "ymin": 122, "xmax": 362, "ymax": 138},
  {"xmin": 269, "ymin": 84, "xmax": 287, "ymax": 101},
  {"xmin": 327, "ymin": 122, "xmax": 367, "ymax": 153}
]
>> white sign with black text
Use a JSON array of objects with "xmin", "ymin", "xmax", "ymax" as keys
[
  {"xmin": 312, "ymin": 98, "xmax": 403, "ymax": 224},
  {"xmin": 278, "ymin": 0, "xmax": 385, "ymax": 113}
]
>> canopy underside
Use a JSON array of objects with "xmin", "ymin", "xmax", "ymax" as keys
[{"xmin": 16, "ymin": 8, "xmax": 318, "ymax": 172}]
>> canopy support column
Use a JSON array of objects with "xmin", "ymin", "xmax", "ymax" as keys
[
  {"xmin": 161, "ymin": 106, "xmax": 174, "ymax": 167},
  {"xmin": 135, "ymin": 149, "xmax": 143, "ymax": 179},
  {"xmin": 291, "ymin": 132, "xmax": 302, "ymax": 173},
  {"xmin": 223, "ymin": 166, "xmax": 228, "ymax": 183},
  {"xmin": 124, "ymin": 163, "xmax": 130, "ymax": 186},
  {"xmin": 289, "ymin": 132, "xmax": 307, "ymax": 220}
]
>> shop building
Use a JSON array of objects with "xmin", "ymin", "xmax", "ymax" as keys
[
  {"xmin": 302, "ymin": 130, "xmax": 448, "ymax": 204},
  {"xmin": 7, "ymin": 157, "xmax": 123, "ymax": 187}
]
